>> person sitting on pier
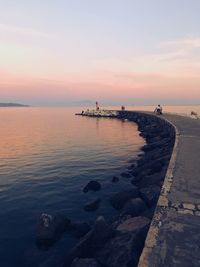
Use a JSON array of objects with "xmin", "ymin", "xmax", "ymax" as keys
[
  {"xmin": 121, "ymin": 105, "xmax": 125, "ymax": 111},
  {"xmin": 154, "ymin": 104, "xmax": 163, "ymax": 115}
]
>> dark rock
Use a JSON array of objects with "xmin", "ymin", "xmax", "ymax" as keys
[
  {"xmin": 138, "ymin": 171, "xmax": 165, "ymax": 188},
  {"xmin": 121, "ymin": 172, "xmax": 132, "ymax": 178},
  {"xmin": 141, "ymin": 139, "xmax": 170, "ymax": 152},
  {"xmin": 111, "ymin": 214, "xmax": 132, "ymax": 230},
  {"xmin": 84, "ymin": 198, "xmax": 101, "ymax": 212},
  {"xmin": 65, "ymin": 216, "xmax": 114, "ymax": 266},
  {"xmin": 116, "ymin": 216, "xmax": 150, "ymax": 235},
  {"xmin": 160, "ymin": 132, "xmax": 171, "ymax": 139},
  {"xmin": 121, "ymin": 198, "xmax": 147, "ymax": 217},
  {"xmin": 127, "ymin": 163, "xmax": 137, "ymax": 170},
  {"xmin": 36, "ymin": 213, "xmax": 70, "ymax": 249},
  {"xmin": 148, "ymin": 136, "xmax": 162, "ymax": 144},
  {"xmin": 132, "ymin": 155, "xmax": 170, "ymax": 179},
  {"xmin": 130, "ymin": 176, "xmax": 141, "ymax": 185},
  {"xmin": 112, "ymin": 176, "xmax": 119, "ymax": 183},
  {"xmin": 129, "ymin": 167, "xmax": 140, "ymax": 177},
  {"xmin": 70, "ymin": 222, "xmax": 91, "ymax": 238},
  {"xmin": 140, "ymin": 185, "xmax": 161, "ymax": 207},
  {"xmin": 140, "ymin": 206, "xmax": 156, "ymax": 219},
  {"xmin": 131, "ymin": 168, "xmax": 152, "ymax": 180},
  {"xmin": 83, "ymin": 181, "xmax": 101, "ymax": 193},
  {"xmin": 91, "ymin": 216, "xmax": 114, "ymax": 248},
  {"xmin": 149, "ymin": 161, "xmax": 163, "ymax": 175},
  {"xmin": 137, "ymin": 149, "xmax": 171, "ymax": 166},
  {"xmin": 110, "ymin": 187, "xmax": 139, "ymax": 210},
  {"xmin": 96, "ymin": 229, "xmax": 147, "ymax": 267},
  {"xmin": 71, "ymin": 258, "xmax": 100, "ymax": 267}
]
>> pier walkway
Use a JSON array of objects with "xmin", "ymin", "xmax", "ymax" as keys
[{"xmin": 139, "ymin": 114, "xmax": 200, "ymax": 267}]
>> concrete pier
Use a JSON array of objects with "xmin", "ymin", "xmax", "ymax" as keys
[{"xmin": 138, "ymin": 113, "xmax": 200, "ymax": 267}]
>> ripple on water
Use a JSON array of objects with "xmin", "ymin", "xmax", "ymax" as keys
[{"xmin": 0, "ymin": 107, "xmax": 144, "ymax": 267}]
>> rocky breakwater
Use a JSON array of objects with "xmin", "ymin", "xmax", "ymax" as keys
[{"xmin": 36, "ymin": 111, "xmax": 176, "ymax": 267}]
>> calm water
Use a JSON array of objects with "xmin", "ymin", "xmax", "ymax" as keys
[{"xmin": 0, "ymin": 107, "xmax": 145, "ymax": 267}]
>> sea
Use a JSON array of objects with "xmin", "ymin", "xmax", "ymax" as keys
[
  {"xmin": 0, "ymin": 105, "xmax": 199, "ymax": 267},
  {"xmin": 0, "ymin": 107, "xmax": 145, "ymax": 267}
]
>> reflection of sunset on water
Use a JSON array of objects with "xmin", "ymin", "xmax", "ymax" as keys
[{"xmin": 0, "ymin": 107, "xmax": 144, "ymax": 173}]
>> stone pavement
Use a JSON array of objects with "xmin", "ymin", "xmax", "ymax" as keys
[{"xmin": 138, "ymin": 114, "xmax": 200, "ymax": 267}]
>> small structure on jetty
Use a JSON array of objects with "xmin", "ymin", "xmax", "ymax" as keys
[
  {"xmin": 75, "ymin": 109, "xmax": 119, "ymax": 117},
  {"xmin": 76, "ymin": 101, "xmax": 119, "ymax": 117}
]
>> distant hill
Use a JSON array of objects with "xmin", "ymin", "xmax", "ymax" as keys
[{"xmin": 0, "ymin": 103, "xmax": 29, "ymax": 107}]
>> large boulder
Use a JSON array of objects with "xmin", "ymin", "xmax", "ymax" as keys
[
  {"xmin": 36, "ymin": 213, "xmax": 70, "ymax": 249},
  {"xmin": 90, "ymin": 216, "xmax": 114, "ymax": 248},
  {"xmin": 132, "ymin": 155, "xmax": 170, "ymax": 179},
  {"xmin": 130, "ymin": 176, "xmax": 141, "ymax": 185},
  {"xmin": 140, "ymin": 185, "xmax": 161, "ymax": 207},
  {"xmin": 121, "ymin": 198, "xmax": 147, "ymax": 217},
  {"xmin": 116, "ymin": 216, "xmax": 150, "ymax": 235},
  {"xmin": 110, "ymin": 187, "xmax": 139, "ymax": 210},
  {"xmin": 84, "ymin": 198, "xmax": 101, "ymax": 212},
  {"xmin": 96, "ymin": 230, "xmax": 146, "ymax": 267},
  {"xmin": 141, "ymin": 206, "xmax": 156, "ymax": 219},
  {"xmin": 138, "ymin": 171, "xmax": 165, "ymax": 188},
  {"xmin": 141, "ymin": 138, "xmax": 170, "ymax": 153},
  {"xmin": 139, "ymin": 149, "xmax": 171, "ymax": 165},
  {"xmin": 83, "ymin": 181, "xmax": 101, "ymax": 193},
  {"xmin": 148, "ymin": 161, "xmax": 163, "ymax": 175},
  {"xmin": 65, "ymin": 216, "xmax": 114, "ymax": 266},
  {"xmin": 71, "ymin": 258, "xmax": 100, "ymax": 267}
]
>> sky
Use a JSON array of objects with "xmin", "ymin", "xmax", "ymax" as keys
[{"xmin": 0, "ymin": 0, "xmax": 200, "ymax": 106}]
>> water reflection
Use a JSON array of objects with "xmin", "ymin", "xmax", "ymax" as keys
[{"xmin": 0, "ymin": 107, "xmax": 144, "ymax": 267}]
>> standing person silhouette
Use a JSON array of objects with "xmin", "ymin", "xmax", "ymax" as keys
[{"xmin": 96, "ymin": 101, "xmax": 100, "ymax": 111}]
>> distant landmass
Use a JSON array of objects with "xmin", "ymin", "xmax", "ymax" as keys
[{"xmin": 0, "ymin": 103, "xmax": 29, "ymax": 107}]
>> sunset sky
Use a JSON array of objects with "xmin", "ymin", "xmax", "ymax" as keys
[{"xmin": 1, "ymin": 0, "xmax": 200, "ymax": 106}]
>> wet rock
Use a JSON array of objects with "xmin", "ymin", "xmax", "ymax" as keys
[
  {"xmin": 70, "ymin": 222, "xmax": 91, "ymax": 238},
  {"xmin": 116, "ymin": 216, "xmax": 150, "ymax": 235},
  {"xmin": 110, "ymin": 187, "xmax": 139, "ymax": 210},
  {"xmin": 121, "ymin": 198, "xmax": 147, "ymax": 217},
  {"xmin": 138, "ymin": 149, "xmax": 170, "ymax": 166},
  {"xmin": 121, "ymin": 172, "xmax": 132, "ymax": 178},
  {"xmin": 140, "ymin": 185, "xmax": 161, "ymax": 207},
  {"xmin": 132, "ymin": 155, "xmax": 170, "ymax": 180},
  {"xmin": 71, "ymin": 258, "xmax": 100, "ymax": 267},
  {"xmin": 149, "ymin": 161, "xmax": 163, "ymax": 175},
  {"xmin": 127, "ymin": 163, "xmax": 137, "ymax": 170},
  {"xmin": 112, "ymin": 176, "xmax": 119, "ymax": 183},
  {"xmin": 36, "ymin": 213, "xmax": 70, "ymax": 249},
  {"xmin": 138, "ymin": 171, "xmax": 165, "ymax": 188},
  {"xmin": 96, "ymin": 231, "xmax": 145, "ymax": 267},
  {"xmin": 91, "ymin": 216, "xmax": 114, "ymax": 248},
  {"xmin": 130, "ymin": 176, "xmax": 141, "ymax": 185},
  {"xmin": 84, "ymin": 198, "xmax": 101, "ymax": 212},
  {"xmin": 141, "ymin": 206, "xmax": 156, "ymax": 219},
  {"xmin": 65, "ymin": 216, "xmax": 114, "ymax": 266},
  {"xmin": 142, "ymin": 139, "xmax": 170, "ymax": 152},
  {"xmin": 131, "ymin": 168, "xmax": 152, "ymax": 181},
  {"xmin": 83, "ymin": 181, "xmax": 101, "ymax": 193},
  {"xmin": 111, "ymin": 214, "xmax": 132, "ymax": 230},
  {"xmin": 129, "ymin": 167, "xmax": 140, "ymax": 177}
]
